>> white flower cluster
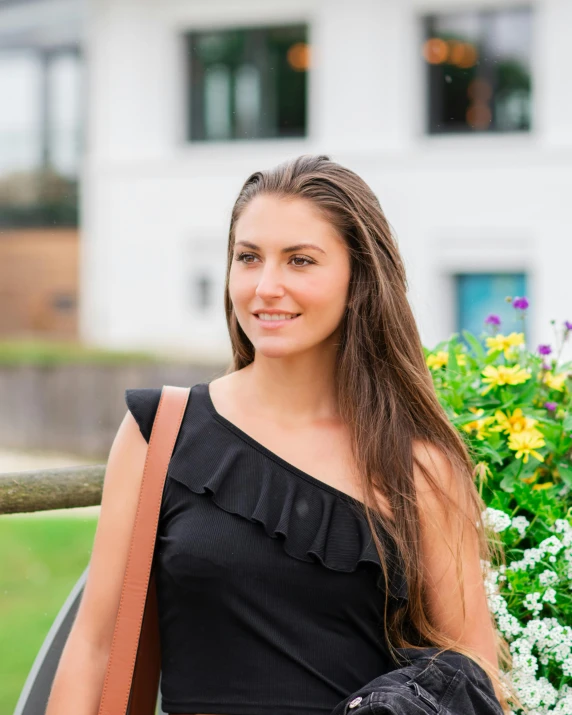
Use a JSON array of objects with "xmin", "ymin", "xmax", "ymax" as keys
[
  {"xmin": 553, "ymin": 519, "xmax": 572, "ymax": 580},
  {"xmin": 553, "ymin": 519, "xmax": 572, "ymax": 546},
  {"xmin": 482, "ymin": 507, "xmax": 513, "ymax": 533},
  {"xmin": 539, "ymin": 570, "xmax": 559, "ymax": 587},
  {"xmin": 485, "ymin": 569, "xmax": 522, "ymax": 640},
  {"xmin": 508, "ymin": 618, "xmax": 572, "ymax": 713},
  {"xmin": 524, "ymin": 592, "xmax": 543, "ymax": 615},
  {"xmin": 481, "ymin": 512, "xmax": 572, "ymax": 714},
  {"xmin": 480, "ymin": 508, "xmax": 531, "ymax": 538},
  {"xmin": 508, "ymin": 536, "xmax": 563, "ymax": 572},
  {"xmin": 512, "ymin": 516, "xmax": 530, "ymax": 538}
]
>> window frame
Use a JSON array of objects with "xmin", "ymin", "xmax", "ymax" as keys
[
  {"xmin": 185, "ymin": 22, "xmax": 310, "ymax": 143},
  {"xmin": 0, "ymin": 44, "xmax": 82, "ymax": 228},
  {"xmin": 421, "ymin": 5, "xmax": 534, "ymax": 136}
]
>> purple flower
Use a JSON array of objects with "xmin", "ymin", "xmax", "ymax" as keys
[
  {"xmin": 513, "ymin": 296, "xmax": 529, "ymax": 310},
  {"xmin": 538, "ymin": 344, "xmax": 552, "ymax": 355},
  {"xmin": 565, "ymin": 321, "xmax": 572, "ymax": 332},
  {"xmin": 544, "ymin": 401, "xmax": 558, "ymax": 412},
  {"xmin": 542, "ymin": 362, "xmax": 551, "ymax": 371},
  {"xmin": 485, "ymin": 314, "xmax": 501, "ymax": 325}
]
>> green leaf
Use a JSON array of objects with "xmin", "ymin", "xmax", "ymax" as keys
[
  {"xmin": 543, "ymin": 438, "xmax": 559, "ymax": 453},
  {"xmin": 471, "ymin": 440, "xmax": 505, "ymax": 465},
  {"xmin": 501, "ymin": 459, "xmax": 522, "ymax": 479},
  {"xmin": 563, "ymin": 415, "xmax": 572, "ymax": 432},
  {"xmin": 498, "ymin": 393, "xmax": 520, "ymax": 411},
  {"xmin": 557, "ymin": 463, "xmax": 572, "ymax": 488},
  {"xmin": 500, "ymin": 472, "xmax": 517, "ymax": 492},
  {"xmin": 488, "ymin": 490, "xmax": 513, "ymax": 511},
  {"xmin": 534, "ymin": 414, "xmax": 561, "ymax": 427},
  {"xmin": 462, "ymin": 330, "xmax": 485, "ymax": 360},
  {"xmin": 447, "ymin": 346, "xmax": 459, "ymax": 374},
  {"xmin": 518, "ymin": 461, "xmax": 539, "ymax": 483},
  {"xmin": 520, "ymin": 375, "xmax": 542, "ymax": 402}
]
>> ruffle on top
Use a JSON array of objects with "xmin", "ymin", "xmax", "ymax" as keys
[{"xmin": 125, "ymin": 383, "xmax": 409, "ymax": 609}]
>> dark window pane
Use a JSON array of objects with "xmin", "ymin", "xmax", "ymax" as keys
[
  {"xmin": 456, "ymin": 273, "xmax": 528, "ymax": 344},
  {"xmin": 194, "ymin": 273, "xmax": 212, "ymax": 311},
  {"xmin": 423, "ymin": 8, "xmax": 532, "ymax": 134},
  {"xmin": 0, "ymin": 48, "xmax": 81, "ymax": 228},
  {"xmin": 52, "ymin": 293, "xmax": 76, "ymax": 312},
  {"xmin": 187, "ymin": 24, "xmax": 308, "ymax": 141}
]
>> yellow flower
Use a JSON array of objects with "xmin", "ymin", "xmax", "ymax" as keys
[
  {"xmin": 461, "ymin": 408, "xmax": 495, "ymax": 440},
  {"xmin": 532, "ymin": 482, "xmax": 554, "ymax": 491},
  {"xmin": 508, "ymin": 429, "xmax": 545, "ymax": 464},
  {"xmin": 490, "ymin": 408, "xmax": 538, "ymax": 435},
  {"xmin": 541, "ymin": 371, "xmax": 568, "ymax": 392},
  {"xmin": 426, "ymin": 351, "xmax": 448, "ymax": 370},
  {"xmin": 426, "ymin": 351, "xmax": 467, "ymax": 371},
  {"xmin": 481, "ymin": 364, "xmax": 532, "ymax": 394},
  {"xmin": 485, "ymin": 332, "xmax": 525, "ymax": 358}
]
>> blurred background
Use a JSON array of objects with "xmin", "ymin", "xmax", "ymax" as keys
[{"xmin": 1, "ymin": 0, "xmax": 571, "ymax": 711}]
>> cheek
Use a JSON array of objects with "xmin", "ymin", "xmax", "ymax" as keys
[
  {"xmin": 306, "ymin": 264, "xmax": 350, "ymax": 304},
  {"xmin": 298, "ymin": 276, "xmax": 349, "ymax": 321},
  {"xmin": 228, "ymin": 270, "xmax": 251, "ymax": 310}
]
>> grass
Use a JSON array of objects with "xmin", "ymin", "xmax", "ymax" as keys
[
  {"xmin": 0, "ymin": 511, "xmax": 98, "ymax": 714},
  {"xmin": 0, "ymin": 339, "xmax": 161, "ymax": 367}
]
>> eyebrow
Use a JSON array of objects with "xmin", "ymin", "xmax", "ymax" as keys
[{"xmin": 234, "ymin": 240, "xmax": 326, "ymax": 255}]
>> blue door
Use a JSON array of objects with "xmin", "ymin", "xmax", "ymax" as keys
[{"xmin": 456, "ymin": 273, "xmax": 528, "ymax": 344}]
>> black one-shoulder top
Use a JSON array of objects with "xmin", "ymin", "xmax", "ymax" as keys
[{"xmin": 125, "ymin": 382, "xmax": 408, "ymax": 715}]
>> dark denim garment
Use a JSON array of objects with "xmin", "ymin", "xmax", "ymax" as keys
[{"xmin": 331, "ymin": 648, "xmax": 504, "ymax": 715}]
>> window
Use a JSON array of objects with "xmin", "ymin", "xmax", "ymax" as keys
[
  {"xmin": 423, "ymin": 7, "xmax": 532, "ymax": 134},
  {"xmin": 456, "ymin": 273, "xmax": 528, "ymax": 342},
  {"xmin": 0, "ymin": 48, "xmax": 82, "ymax": 227},
  {"xmin": 186, "ymin": 24, "xmax": 309, "ymax": 141},
  {"xmin": 193, "ymin": 272, "xmax": 213, "ymax": 311}
]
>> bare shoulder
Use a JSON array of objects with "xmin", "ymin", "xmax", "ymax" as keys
[
  {"xmin": 411, "ymin": 439, "xmax": 468, "ymax": 522},
  {"xmin": 412, "ymin": 439, "xmax": 455, "ymax": 492}
]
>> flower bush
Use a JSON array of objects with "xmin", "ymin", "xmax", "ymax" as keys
[{"xmin": 425, "ymin": 298, "xmax": 572, "ymax": 714}]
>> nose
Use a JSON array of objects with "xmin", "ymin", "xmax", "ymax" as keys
[{"xmin": 255, "ymin": 262, "xmax": 285, "ymax": 300}]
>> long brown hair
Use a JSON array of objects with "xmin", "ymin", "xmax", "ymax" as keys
[{"xmin": 223, "ymin": 154, "xmax": 519, "ymax": 713}]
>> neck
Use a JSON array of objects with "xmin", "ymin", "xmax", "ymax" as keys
[{"xmin": 239, "ymin": 346, "xmax": 340, "ymax": 426}]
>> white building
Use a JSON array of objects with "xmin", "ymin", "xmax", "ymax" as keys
[{"xmin": 80, "ymin": 0, "xmax": 572, "ymax": 363}]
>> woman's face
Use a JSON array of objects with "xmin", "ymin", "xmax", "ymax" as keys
[{"xmin": 229, "ymin": 194, "xmax": 352, "ymax": 360}]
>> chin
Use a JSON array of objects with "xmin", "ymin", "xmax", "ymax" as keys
[{"xmin": 251, "ymin": 339, "xmax": 306, "ymax": 359}]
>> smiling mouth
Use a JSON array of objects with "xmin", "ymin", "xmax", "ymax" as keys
[{"xmin": 254, "ymin": 313, "xmax": 301, "ymax": 322}]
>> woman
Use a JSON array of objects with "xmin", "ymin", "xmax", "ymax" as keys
[{"xmin": 46, "ymin": 155, "xmax": 514, "ymax": 715}]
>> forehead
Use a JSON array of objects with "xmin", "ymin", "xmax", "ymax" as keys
[{"xmin": 234, "ymin": 194, "xmax": 343, "ymax": 247}]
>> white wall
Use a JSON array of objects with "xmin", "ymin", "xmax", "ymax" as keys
[{"xmin": 81, "ymin": 0, "xmax": 572, "ymax": 363}]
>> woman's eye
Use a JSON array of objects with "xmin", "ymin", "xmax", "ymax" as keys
[
  {"xmin": 236, "ymin": 252, "xmax": 258, "ymax": 264},
  {"xmin": 235, "ymin": 252, "xmax": 314, "ymax": 267},
  {"xmin": 290, "ymin": 256, "xmax": 314, "ymax": 267}
]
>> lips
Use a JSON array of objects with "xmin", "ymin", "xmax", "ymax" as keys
[
  {"xmin": 254, "ymin": 312, "xmax": 301, "ymax": 321},
  {"xmin": 253, "ymin": 312, "xmax": 301, "ymax": 328}
]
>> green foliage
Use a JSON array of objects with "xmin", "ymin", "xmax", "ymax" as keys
[
  {"xmin": 426, "ymin": 313, "xmax": 572, "ymax": 712},
  {"xmin": 0, "ymin": 340, "xmax": 162, "ymax": 367}
]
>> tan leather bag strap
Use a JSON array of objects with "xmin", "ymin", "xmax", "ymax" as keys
[{"xmin": 98, "ymin": 385, "xmax": 191, "ymax": 715}]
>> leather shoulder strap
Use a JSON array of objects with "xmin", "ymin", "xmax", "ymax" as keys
[{"xmin": 98, "ymin": 385, "xmax": 190, "ymax": 715}]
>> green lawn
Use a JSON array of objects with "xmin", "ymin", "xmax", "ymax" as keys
[
  {"xmin": 0, "ymin": 512, "xmax": 98, "ymax": 715},
  {"xmin": 0, "ymin": 339, "xmax": 159, "ymax": 366}
]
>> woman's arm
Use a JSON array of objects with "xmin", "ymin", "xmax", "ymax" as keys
[
  {"xmin": 412, "ymin": 441, "xmax": 502, "ymax": 698},
  {"xmin": 45, "ymin": 410, "xmax": 148, "ymax": 715}
]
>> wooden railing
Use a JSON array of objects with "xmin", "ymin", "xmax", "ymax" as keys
[{"xmin": 0, "ymin": 465, "xmax": 105, "ymax": 515}]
